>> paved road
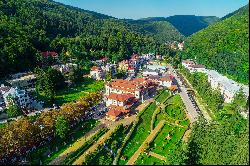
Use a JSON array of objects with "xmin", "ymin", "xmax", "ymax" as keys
[{"xmin": 168, "ymin": 66, "xmax": 199, "ymax": 123}]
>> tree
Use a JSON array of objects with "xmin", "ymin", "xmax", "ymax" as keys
[
  {"xmin": 5, "ymin": 96, "xmax": 22, "ymax": 118},
  {"xmin": 55, "ymin": 115, "xmax": 69, "ymax": 140}
]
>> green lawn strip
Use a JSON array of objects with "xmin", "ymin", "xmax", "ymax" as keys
[
  {"xmin": 118, "ymin": 102, "xmax": 157, "ymax": 165},
  {"xmin": 150, "ymin": 106, "xmax": 161, "ymax": 131},
  {"xmin": 151, "ymin": 124, "xmax": 186, "ymax": 157},
  {"xmin": 83, "ymin": 124, "xmax": 132, "ymax": 165},
  {"xmin": 55, "ymin": 78, "xmax": 104, "ymax": 105},
  {"xmin": 27, "ymin": 119, "xmax": 98, "ymax": 165},
  {"xmin": 135, "ymin": 153, "xmax": 166, "ymax": 165},
  {"xmin": 0, "ymin": 123, "xmax": 6, "ymax": 129},
  {"xmin": 113, "ymin": 120, "xmax": 139, "ymax": 165},
  {"xmin": 155, "ymin": 90, "xmax": 170, "ymax": 103},
  {"xmin": 63, "ymin": 127, "xmax": 109, "ymax": 165},
  {"xmin": 179, "ymin": 118, "xmax": 190, "ymax": 128}
]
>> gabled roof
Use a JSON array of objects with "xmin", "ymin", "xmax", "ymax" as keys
[
  {"xmin": 108, "ymin": 105, "xmax": 130, "ymax": 113},
  {"xmin": 107, "ymin": 93, "xmax": 134, "ymax": 102},
  {"xmin": 91, "ymin": 66, "xmax": 101, "ymax": 71},
  {"xmin": 106, "ymin": 109, "xmax": 122, "ymax": 117},
  {"xmin": 41, "ymin": 51, "xmax": 58, "ymax": 58},
  {"xmin": 189, "ymin": 64, "xmax": 205, "ymax": 68}
]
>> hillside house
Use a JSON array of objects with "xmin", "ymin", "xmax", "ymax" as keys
[
  {"xmin": 0, "ymin": 85, "xmax": 32, "ymax": 111},
  {"xmin": 188, "ymin": 64, "xmax": 206, "ymax": 73},
  {"xmin": 90, "ymin": 66, "xmax": 105, "ymax": 80},
  {"xmin": 181, "ymin": 60, "xmax": 196, "ymax": 68},
  {"xmin": 7, "ymin": 73, "xmax": 36, "ymax": 89}
]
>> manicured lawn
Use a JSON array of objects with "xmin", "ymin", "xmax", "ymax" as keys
[
  {"xmin": 55, "ymin": 78, "xmax": 104, "ymax": 105},
  {"xmin": 165, "ymin": 105, "xmax": 186, "ymax": 120},
  {"xmin": 84, "ymin": 124, "xmax": 132, "ymax": 165},
  {"xmin": 150, "ymin": 123, "xmax": 186, "ymax": 157},
  {"xmin": 118, "ymin": 102, "xmax": 157, "ymax": 165},
  {"xmin": 179, "ymin": 118, "xmax": 190, "ymax": 127},
  {"xmin": 135, "ymin": 153, "xmax": 166, "ymax": 165},
  {"xmin": 155, "ymin": 90, "xmax": 170, "ymax": 103},
  {"xmin": 63, "ymin": 127, "xmax": 109, "ymax": 165},
  {"xmin": 27, "ymin": 119, "xmax": 98, "ymax": 165},
  {"xmin": 167, "ymin": 94, "xmax": 183, "ymax": 105}
]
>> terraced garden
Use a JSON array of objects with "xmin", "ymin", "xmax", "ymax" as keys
[
  {"xmin": 62, "ymin": 127, "xmax": 109, "ymax": 165},
  {"xmin": 118, "ymin": 102, "xmax": 157, "ymax": 165},
  {"xmin": 83, "ymin": 124, "xmax": 132, "ymax": 165},
  {"xmin": 133, "ymin": 90, "xmax": 190, "ymax": 165}
]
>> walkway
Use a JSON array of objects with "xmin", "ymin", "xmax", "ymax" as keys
[
  {"xmin": 49, "ymin": 123, "xmax": 105, "ymax": 165},
  {"xmin": 126, "ymin": 120, "xmax": 165, "ymax": 165},
  {"xmin": 177, "ymin": 70, "xmax": 212, "ymax": 122},
  {"xmin": 73, "ymin": 116, "xmax": 136, "ymax": 165},
  {"xmin": 148, "ymin": 151, "xmax": 167, "ymax": 161},
  {"xmin": 168, "ymin": 65, "xmax": 199, "ymax": 123}
]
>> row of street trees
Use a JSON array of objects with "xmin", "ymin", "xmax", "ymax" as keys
[{"xmin": 0, "ymin": 92, "xmax": 102, "ymax": 162}]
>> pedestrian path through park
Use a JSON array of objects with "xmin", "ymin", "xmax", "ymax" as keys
[
  {"xmin": 126, "ymin": 120, "xmax": 166, "ymax": 165},
  {"xmin": 49, "ymin": 124, "xmax": 105, "ymax": 165}
]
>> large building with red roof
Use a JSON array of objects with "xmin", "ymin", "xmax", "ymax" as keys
[{"xmin": 105, "ymin": 78, "xmax": 156, "ymax": 121}]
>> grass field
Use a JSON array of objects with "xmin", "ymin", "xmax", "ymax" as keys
[
  {"xmin": 135, "ymin": 93, "xmax": 190, "ymax": 165},
  {"xmin": 55, "ymin": 78, "xmax": 104, "ymax": 105},
  {"xmin": 150, "ymin": 123, "xmax": 186, "ymax": 157},
  {"xmin": 135, "ymin": 153, "xmax": 166, "ymax": 165},
  {"xmin": 118, "ymin": 102, "xmax": 157, "ymax": 165},
  {"xmin": 155, "ymin": 90, "xmax": 170, "ymax": 103},
  {"xmin": 27, "ymin": 119, "xmax": 98, "ymax": 165},
  {"xmin": 84, "ymin": 124, "xmax": 132, "ymax": 165}
]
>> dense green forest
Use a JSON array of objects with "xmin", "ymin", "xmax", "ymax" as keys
[
  {"xmin": 123, "ymin": 19, "xmax": 184, "ymax": 43},
  {"xmin": 139, "ymin": 15, "xmax": 219, "ymax": 36},
  {"xmin": 165, "ymin": 15, "xmax": 219, "ymax": 36},
  {"xmin": 172, "ymin": 67, "xmax": 249, "ymax": 165},
  {"xmin": 180, "ymin": 4, "xmax": 249, "ymax": 84},
  {"xmin": 0, "ymin": 0, "xmax": 183, "ymax": 78}
]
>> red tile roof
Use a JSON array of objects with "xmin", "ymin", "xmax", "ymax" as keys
[
  {"xmin": 107, "ymin": 93, "xmax": 134, "ymax": 102},
  {"xmin": 182, "ymin": 60, "xmax": 195, "ymax": 65},
  {"xmin": 131, "ymin": 53, "xmax": 139, "ymax": 60},
  {"xmin": 41, "ymin": 51, "xmax": 58, "ymax": 58},
  {"xmin": 109, "ymin": 105, "xmax": 130, "ymax": 113},
  {"xmin": 91, "ymin": 66, "xmax": 101, "ymax": 71},
  {"xmin": 169, "ymin": 85, "xmax": 178, "ymax": 91},
  {"xmin": 101, "ymin": 57, "xmax": 108, "ymax": 61},
  {"xmin": 106, "ymin": 109, "xmax": 122, "ymax": 117}
]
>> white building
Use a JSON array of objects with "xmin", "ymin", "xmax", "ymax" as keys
[
  {"xmin": 146, "ymin": 64, "xmax": 166, "ymax": 73},
  {"xmin": 206, "ymin": 70, "xmax": 249, "ymax": 103},
  {"xmin": 0, "ymin": 84, "xmax": 32, "ymax": 110},
  {"xmin": 181, "ymin": 60, "xmax": 196, "ymax": 68},
  {"xmin": 142, "ymin": 69, "xmax": 159, "ymax": 77},
  {"xmin": 52, "ymin": 63, "xmax": 77, "ymax": 73},
  {"xmin": 188, "ymin": 64, "xmax": 206, "ymax": 73},
  {"xmin": 90, "ymin": 66, "xmax": 105, "ymax": 80},
  {"xmin": 7, "ymin": 72, "xmax": 36, "ymax": 89},
  {"xmin": 159, "ymin": 75, "xmax": 174, "ymax": 88}
]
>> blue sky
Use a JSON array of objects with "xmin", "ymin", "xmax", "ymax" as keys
[{"xmin": 54, "ymin": 0, "xmax": 249, "ymax": 19}]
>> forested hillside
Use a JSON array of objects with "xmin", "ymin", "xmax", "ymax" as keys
[
  {"xmin": 165, "ymin": 15, "xmax": 219, "ymax": 36},
  {"xmin": 0, "ymin": 0, "xmax": 182, "ymax": 78},
  {"xmin": 124, "ymin": 19, "xmax": 184, "ymax": 43},
  {"xmin": 180, "ymin": 4, "xmax": 249, "ymax": 84}
]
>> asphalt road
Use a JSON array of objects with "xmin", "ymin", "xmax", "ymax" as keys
[{"xmin": 168, "ymin": 65, "xmax": 199, "ymax": 123}]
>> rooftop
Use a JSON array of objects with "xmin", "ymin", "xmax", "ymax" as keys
[
  {"xmin": 107, "ymin": 93, "xmax": 134, "ymax": 102},
  {"xmin": 206, "ymin": 69, "xmax": 249, "ymax": 95},
  {"xmin": 146, "ymin": 64, "xmax": 166, "ymax": 71}
]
